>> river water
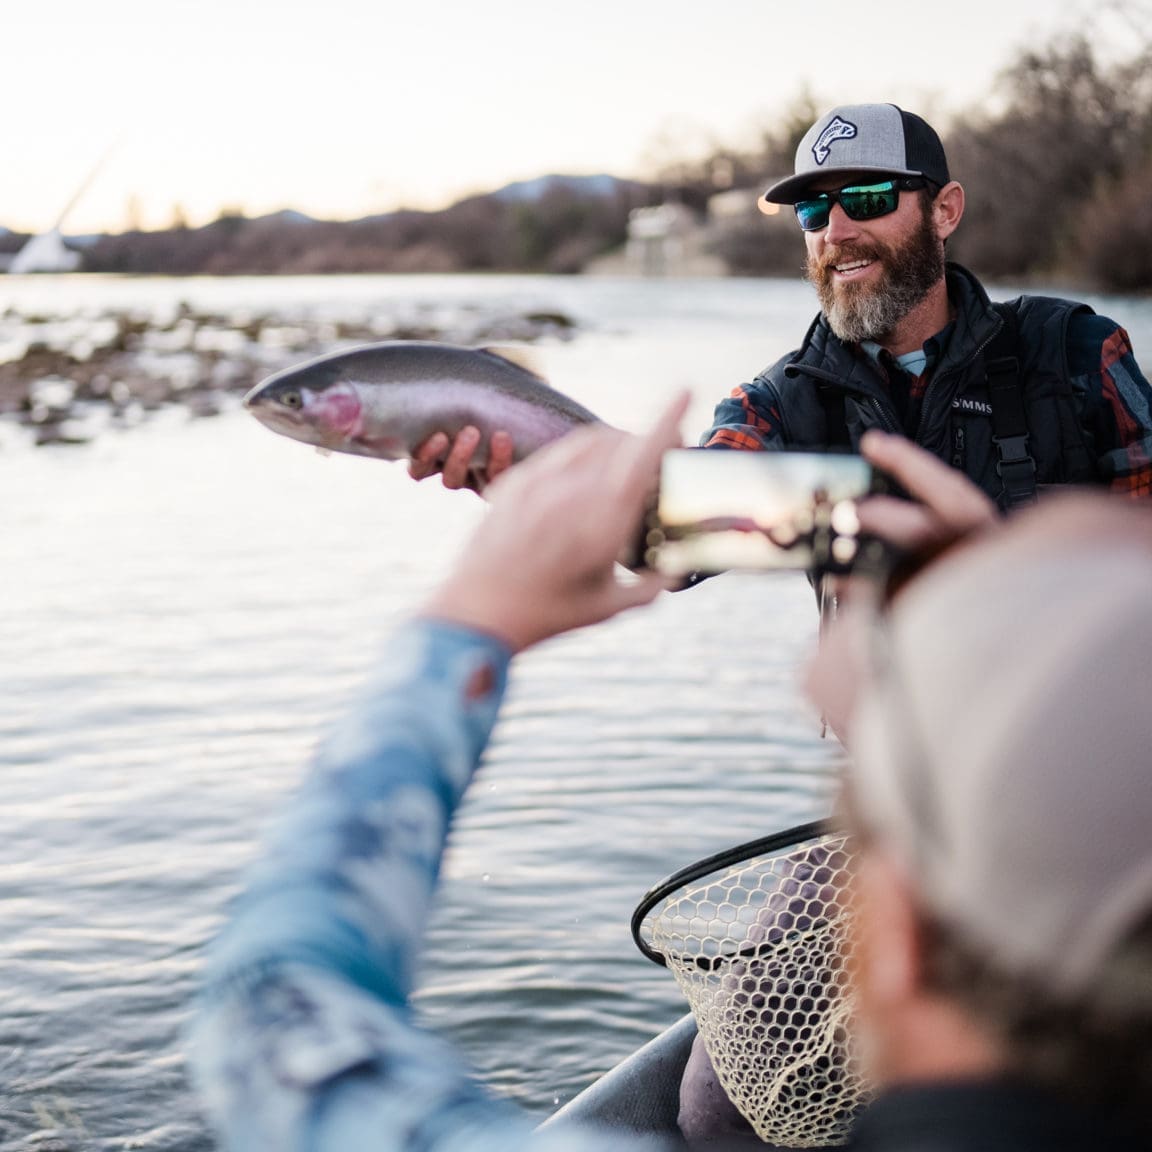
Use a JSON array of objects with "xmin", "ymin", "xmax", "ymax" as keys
[{"xmin": 4, "ymin": 273, "xmax": 1151, "ymax": 1151}]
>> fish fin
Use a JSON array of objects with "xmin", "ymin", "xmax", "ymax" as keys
[{"xmin": 479, "ymin": 345, "xmax": 548, "ymax": 380}]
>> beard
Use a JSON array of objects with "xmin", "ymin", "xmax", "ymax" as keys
[{"xmin": 806, "ymin": 199, "xmax": 944, "ymax": 344}]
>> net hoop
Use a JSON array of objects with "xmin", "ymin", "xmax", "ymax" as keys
[
  {"xmin": 631, "ymin": 820, "xmax": 869, "ymax": 1148},
  {"xmin": 631, "ymin": 819, "xmax": 830, "ymax": 966}
]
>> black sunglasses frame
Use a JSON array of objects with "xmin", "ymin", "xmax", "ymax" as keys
[{"xmin": 793, "ymin": 177, "xmax": 933, "ymax": 232}]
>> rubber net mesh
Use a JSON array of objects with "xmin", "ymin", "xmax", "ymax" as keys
[{"xmin": 643, "ymin": 831, "xmax": 870, "ymax": 1148}]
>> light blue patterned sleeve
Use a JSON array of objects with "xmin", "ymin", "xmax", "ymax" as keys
[{"xmin": 189, "ymin": 618, "xmax": 668, "ymax": 1152}]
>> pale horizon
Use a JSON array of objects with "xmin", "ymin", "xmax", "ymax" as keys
[{"xmin": 5, "ymin": 0, "xmax": 1130, "ymax": 236}]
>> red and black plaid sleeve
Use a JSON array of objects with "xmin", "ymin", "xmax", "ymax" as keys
[
  {"xmin": 700, "ymin": 381, "xmax": 786, "ymax": 451},
  {"xmin": 1068, "ymin": 315, "xmax": 1152, "ymax": 497}
]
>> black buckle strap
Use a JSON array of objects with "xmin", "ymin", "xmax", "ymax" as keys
[{"xmin": 985, "ymin": 306, "xmax": 1038, "ymax": 509}]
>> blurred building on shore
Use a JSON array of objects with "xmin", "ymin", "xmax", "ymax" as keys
[
  {"xmin": 4, "ymin": 229, "xmax": 84, "ymax": 274},
  {"xmin": 586, "ymin": 184, "xmax": 794, "ymax": 278}
]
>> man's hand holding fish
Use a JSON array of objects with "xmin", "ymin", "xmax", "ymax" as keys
[{"xmin": 408, "ymin": 425, "xmax": 516, "ymax": 493}]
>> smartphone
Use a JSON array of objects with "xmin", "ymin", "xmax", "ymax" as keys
[{"xmin": 643, "ymin": 449, "xmax": 880, "ymax": 577}]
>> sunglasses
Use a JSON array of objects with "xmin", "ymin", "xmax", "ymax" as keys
[{"xmin": 794, "ymin": 178, "xmax": 930, "ymax": 232}]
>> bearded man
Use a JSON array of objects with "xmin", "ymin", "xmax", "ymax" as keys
[
  {"xmin": 411, "ymin": 104, "xmax": 1151, "ymax": 508},
  {"xmin": 701, "ymin": 103, "xmax": 1152, "ymax": 507}
]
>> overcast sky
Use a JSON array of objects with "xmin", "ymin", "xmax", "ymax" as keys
[{"xmin": 4, "ymin": 0, "xmax": 1126, "ymax": 234}]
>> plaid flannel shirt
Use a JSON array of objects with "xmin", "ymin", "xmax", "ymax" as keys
[{"xmin": 190, "ymin": 619, "xmax": 671, "ymax": 1152}]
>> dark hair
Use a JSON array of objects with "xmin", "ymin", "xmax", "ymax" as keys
[
  {"xmin": 917, "ymin": 180, "xmax": 952, "ymax": 251},
  {"xmin": 921, "ymin": 908, "xmax": 1152, "ymax": 1127}
]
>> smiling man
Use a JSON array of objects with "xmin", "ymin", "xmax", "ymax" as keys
[
  {"xmin": 702, "ymin": 103, "xmax": 1152, "ymax": 508},
  {"xmin": 413, "ymin": 104, "xmax": 1152, "ymax": 508}
]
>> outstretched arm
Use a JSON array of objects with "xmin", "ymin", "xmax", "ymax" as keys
[{"xmin": 191, "ymin": 399, "xmax": 688, "ymax": 1152}]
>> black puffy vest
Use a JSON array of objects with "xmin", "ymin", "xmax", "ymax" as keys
[{"xmin": 756, "ymin": 264, "xmax": 1098, "ymax": 507}]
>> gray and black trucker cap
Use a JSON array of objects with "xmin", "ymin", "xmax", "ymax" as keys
[{"xmin": 762, "ymin": 103, "xmax": 950, "ymax": 206}]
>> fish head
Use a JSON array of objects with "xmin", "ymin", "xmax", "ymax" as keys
[{"xmin": 244, "ymin": 357, "xmax": 364, "ymax": 450}]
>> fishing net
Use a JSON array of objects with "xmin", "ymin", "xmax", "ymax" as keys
[{"xmin": 632, "ymin": 822, "xmax": 870, "ymax": 1148}]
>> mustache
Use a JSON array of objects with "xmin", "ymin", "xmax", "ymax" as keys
[{"xmin": 814, "ymin": 242, "xmax": 885, "ymax": 275}]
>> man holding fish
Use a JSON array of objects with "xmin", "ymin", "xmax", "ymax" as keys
[{"xmin": 401, "ymin": 104, "xmax": 1152, "ymax": 508}]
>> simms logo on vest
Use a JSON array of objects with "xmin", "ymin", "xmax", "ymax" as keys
[
  {"xmin": 812, "ymin": 117, "xmax": 857, "ymax": 165},
  {"xmin": 952, "ymin": 397, "xmax": 994, "ymax": 416}
]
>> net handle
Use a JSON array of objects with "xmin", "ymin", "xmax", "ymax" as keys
[{"xmin": 630, "ymin": 818, "xmax": 833, "ymax": 967}]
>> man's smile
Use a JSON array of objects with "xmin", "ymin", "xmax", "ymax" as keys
[
  {"xmin": 831, "ymin": 257, "xmax": 877, "ymax": 281},
  {"xmin": 820, "ymin": 247, "xmax": 884, "ymax": 287}
]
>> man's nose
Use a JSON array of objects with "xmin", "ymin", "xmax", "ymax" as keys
[{"xmin": 823, "ymin": 201, "xmax": 860, "ymax": 245}]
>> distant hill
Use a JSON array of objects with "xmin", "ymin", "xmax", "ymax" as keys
[
  {"xmin": 250, "ymin": 209, "xmax": 318, "ymax": 227},
  {"xmin": 1, "ymin": 177, "xmax": 640, "ymax": 244},
  {"xmin": 491, "ymin": 174, "xmax": 641, "ymax": 202},
  {"xmin": 354, "ymin": 174, "xmax": 649, "ymax": 224},
  {"xmin": 75, "ymin": 173, "xmax": 661, "ymax": 276}
]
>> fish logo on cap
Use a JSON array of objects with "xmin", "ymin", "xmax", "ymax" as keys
[{"xmin": 812, "ymin": 116, "xmax": 857, "ymax": 165}]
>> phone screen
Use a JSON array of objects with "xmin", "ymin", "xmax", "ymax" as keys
[{"xmin": 646, "ymin": 450, "xmax": 874, "ymax": 576}]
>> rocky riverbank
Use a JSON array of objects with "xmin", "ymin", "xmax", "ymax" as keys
[{"xmin": 0, "ymin": 299, "xmax": 577, "ymax": 447}]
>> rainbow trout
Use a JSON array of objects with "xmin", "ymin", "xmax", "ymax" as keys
[{"xmin": 243, "ymin": 341, "xmax": 601, "ymax": 464}]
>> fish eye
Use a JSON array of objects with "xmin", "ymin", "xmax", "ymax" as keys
[{"xmin": 280, "ymin": 389, "xmax": 303, "ymax": 410}]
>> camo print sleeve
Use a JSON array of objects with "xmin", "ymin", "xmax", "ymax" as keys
[
  {"xmin": 189, "ymin": 619, "xmax": 667, "ymax": 1152},
  {"xmin": 1067, "ymin": 313, "xmax": 1152, "ymax": 497}
]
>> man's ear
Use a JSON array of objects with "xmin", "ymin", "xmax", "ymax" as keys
[
  {"xmin": 853, "ymin": 850, "xmax": 925, "ymax": 1005},
  {"xmin": 932, "ymin": 181, "xmax": 965, "ymax": 243}
]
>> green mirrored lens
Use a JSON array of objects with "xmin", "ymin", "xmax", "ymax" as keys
[
  {"xmin": 793, "ymin": 181, "xmax": 906, "ymax": 231},
  {"xmin": 795, "ymin": 199, "xmax": 830, "ymax": 231},
  {"xmin": 839, "ymin": 182, "xmax": 899, "ymax": 220}
]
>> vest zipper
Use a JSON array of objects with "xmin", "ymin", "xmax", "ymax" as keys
[
  {"xmin": 913, "ymin": 316, "xmax": 1004, "ymax": 442},
  {"xmin": 867, "ymin": 396, "xmax": 899, "ymax": 434},
  {"xmin": 793, "ymin": 367, "xmax": 902, "ymax": 436}
]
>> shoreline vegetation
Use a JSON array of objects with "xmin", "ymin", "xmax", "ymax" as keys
[{"xmin": 4, "ymin": 34, "xmax": 1149, "ymax": 292}]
